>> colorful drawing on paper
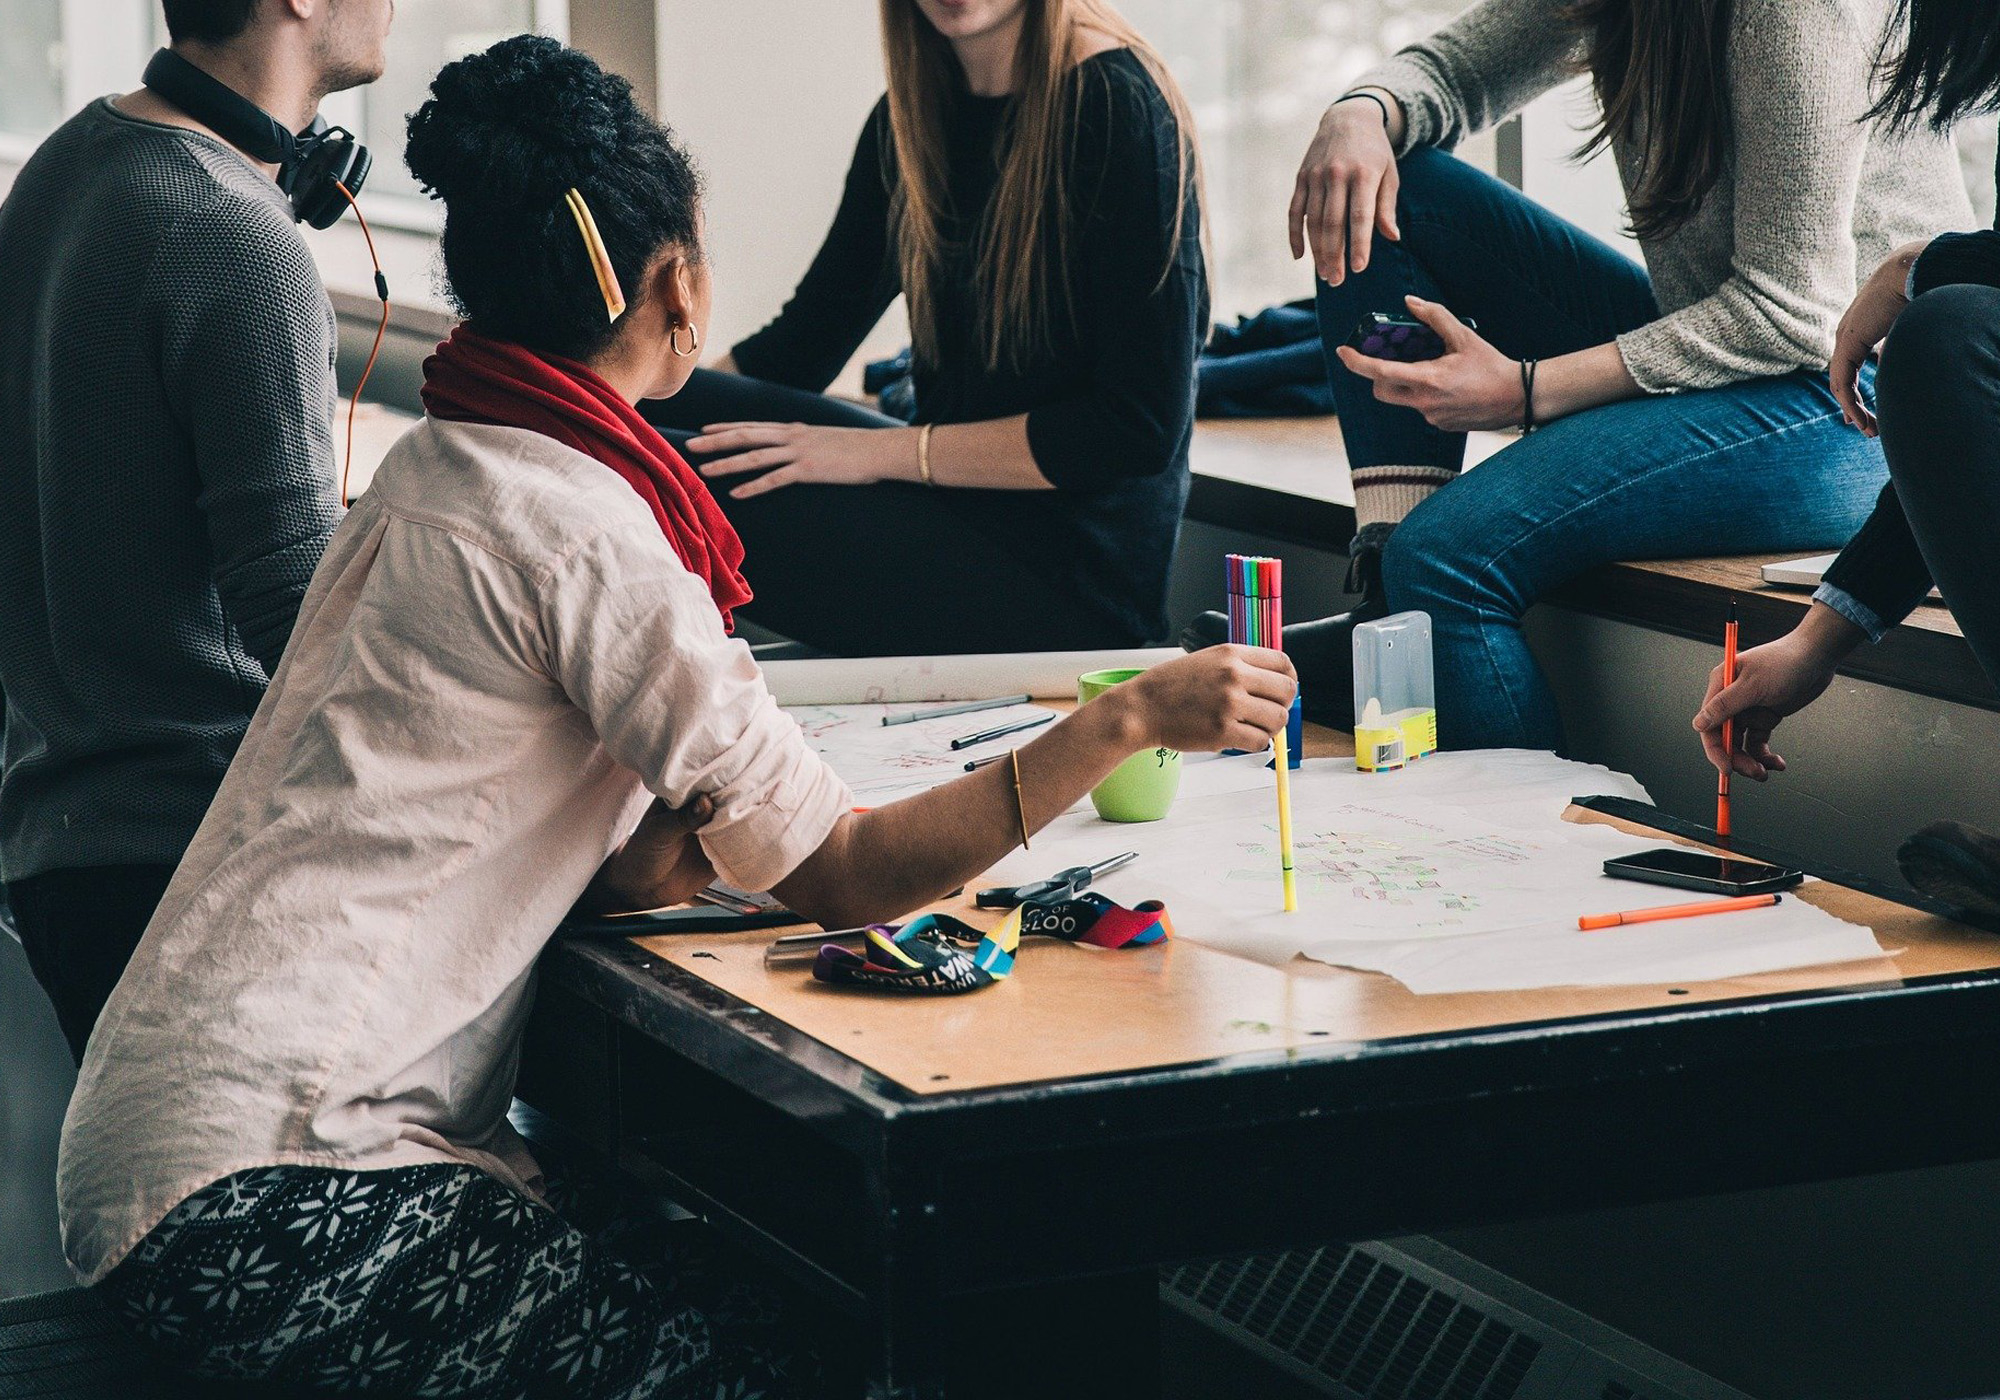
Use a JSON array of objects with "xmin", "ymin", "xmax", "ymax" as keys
[{"xmin": 1224, "ymin": 825, "xmax": 1571, "ymax": 926}]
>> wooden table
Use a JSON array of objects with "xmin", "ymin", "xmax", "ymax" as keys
[{"xmin": 518, "ymin": 725, "xmax": 2000, "ymax": 1398}]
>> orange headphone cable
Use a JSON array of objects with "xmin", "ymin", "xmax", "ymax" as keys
[{"xmin": 333, "ymin": 179, "xmax": 389, "ymax": 508}]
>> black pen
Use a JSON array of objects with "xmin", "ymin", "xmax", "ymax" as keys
[
  {"xmin": 949, "ymin": 711, "xmax": 1054, "ymax": 751},
  {"xmin": 964, "ymin": 753, "xmax": 1009, "ymax": 772}
]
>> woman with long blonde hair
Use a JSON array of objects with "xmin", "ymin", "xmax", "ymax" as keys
[{"xmin": 643, "ymin": 0, "xmax": 1207, "ymax": 656}]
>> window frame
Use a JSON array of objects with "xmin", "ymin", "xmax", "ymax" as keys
[
  {"xmin": 0, "ymin": 0, "xmax": 152, "ymax": 162},
  {"xmin": 321, "ymin": 0, "xmax": 570, "ymax": 234},
  {"xmin": 0, "ymin": 0, "xmax": 568, "ymax": 234}
]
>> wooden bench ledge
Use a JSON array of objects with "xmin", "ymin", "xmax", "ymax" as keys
[{"xmin": 1552, "ymin": 555, "xmax": 1993, "ymax": 712}]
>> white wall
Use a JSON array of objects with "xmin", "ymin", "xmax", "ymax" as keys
[
  {"xmin": 654, "ymin": 0, "xmax": 906, "ymax": 371},
  {"xmin": 303, "ymin": 1, "xmax": 906, "ymax": 388},
  {"xmin": 1518, "ymin": 77, "xmax": 1636, "ymax": 260}
]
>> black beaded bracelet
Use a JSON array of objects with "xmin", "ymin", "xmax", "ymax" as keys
[
  {"xmin": 1335, "ymin": 91, "xmax": 1393, "ymax": 128},
  {"xmin": 1519, "ymin": 358, "xmax": 1540, "ymax": 434}
]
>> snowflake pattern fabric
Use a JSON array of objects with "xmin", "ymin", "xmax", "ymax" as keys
[{"xmin": 96, "ymin": 1164, "xmax": 814, "ymax": 1399}]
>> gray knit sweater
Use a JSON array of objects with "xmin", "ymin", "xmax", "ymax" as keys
[
  {"xmin": 1356, "ymin": 0, "xmax": 1975, "ymax": 391},
  {"xmin": 0, "ymin": 99, "xmax": 341, "ymax": 882}
]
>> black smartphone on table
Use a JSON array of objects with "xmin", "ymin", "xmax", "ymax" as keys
[
  {"xmin": 1346, "ymin": 312, "xmax": 1477, "ymax": 363},
  {"xmin": 1603, "ymin": 848, "xmax": 1804, "ymax": 897}
]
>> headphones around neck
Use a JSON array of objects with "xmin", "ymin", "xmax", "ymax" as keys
[{"xmin": 142, "ymin": 48, "xmax": 371, "ymax": 229}]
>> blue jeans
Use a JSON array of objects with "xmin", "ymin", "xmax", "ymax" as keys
[{"xmin": 1317, "ymin": 147, "xmax": 1887, "ymax": 750}]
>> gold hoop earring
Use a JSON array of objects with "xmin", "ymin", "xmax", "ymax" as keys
[{"xmin": 669, "ymin": 323, "xmax": 700, "ymax": 358}]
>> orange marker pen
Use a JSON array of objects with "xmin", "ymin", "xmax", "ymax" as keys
[
  {"xmin": 1579, "ymin": 892, "xmax": 1781, "ymax": 931},
  {"xmin": 1717, "ymin": 600, "xmax": 1739, "ymax": 842}
]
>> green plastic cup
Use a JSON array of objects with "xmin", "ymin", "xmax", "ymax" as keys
[{"xmin": 1078, "ymin": 668, "xmax": 1182, "ymax": 822}]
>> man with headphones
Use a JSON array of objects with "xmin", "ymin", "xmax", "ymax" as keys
[{"xmin": 0, "ymin": 0, "xmax": 393, "ymax": 1063}]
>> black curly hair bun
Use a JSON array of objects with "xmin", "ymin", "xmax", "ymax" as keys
[
  {"xmin": 404, "ymin": 34, "xmax": 703, "ymax": 362},
  {"xmin": 405, "ymin": 34, "xmax": 641, "ymax": 211}
]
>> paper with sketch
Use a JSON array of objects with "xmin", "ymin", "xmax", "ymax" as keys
[
  {"xmin": 784, "ymin": 701, "xmax": 1058, "ymax": 802},
  {"xmin": 764, "ymin": 650, "xmax": 1181, "ymax": 705},
  {"xmin": 969, "ymin": 750, "xmax": 1884, "ymax": 992},
  {"xmin": 785, "ymin": 705, "xmax": 1280, "ymax": 806}
]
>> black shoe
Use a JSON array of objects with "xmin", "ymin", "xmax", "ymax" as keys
[
  {"xmin": 1898, "ymin": 821, "xmax": 2000, "ymax": 929},
  {"xmin": 1179, "ymin": 522, "xmax": 1396, "ymax": 729}
]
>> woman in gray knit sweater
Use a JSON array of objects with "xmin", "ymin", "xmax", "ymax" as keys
[{"xmin": 1233, "ymin": 0, "xmax": 1971, "ymax": 750}]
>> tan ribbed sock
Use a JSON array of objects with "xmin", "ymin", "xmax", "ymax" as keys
[{"xmin": 1350, "ymin": 465, "xmax": 1459, "ymax": 528}]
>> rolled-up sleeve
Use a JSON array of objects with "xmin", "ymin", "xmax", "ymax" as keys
[
  {"xmin": 1023, "ymin": 63, "xmax": 1206, "ymax": 490},
  {"xmin": 539, "ymin": 518, "xmax": 851, "ymax": 893},
  {"xmin": 1817, "ymin": 483, "xmax": 1937, "ymax": 639}
]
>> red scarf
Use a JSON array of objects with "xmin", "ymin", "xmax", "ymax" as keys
[{"xmin": 421, "ymin": 326, "xmax": 752, "ymax": 630}]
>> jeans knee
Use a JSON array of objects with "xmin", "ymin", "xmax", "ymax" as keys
[
  {"xmin": 1879, "ymin": 284, "xmax": 2000, "ymax": 408},
  {"xmin": 1878, "ymin": 283, "xmax": 2000, "ymax": 490},
  {"xmin": 1381, "ymin": 511, "xmax": 1481, "ymax": 615},
  {"xmin": 1391, "ymin": 144, "xmax": 1474, "ymax": 214}
]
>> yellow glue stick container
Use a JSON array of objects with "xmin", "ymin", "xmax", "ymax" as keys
[{"xmin": 1353, "ymin": 611, "xmax": 1438, "ymax": 772}]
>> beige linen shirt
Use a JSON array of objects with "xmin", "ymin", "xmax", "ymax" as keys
[{"xmin": 57, "ymin": 417, "xmax": 851, "ymax": 1284}]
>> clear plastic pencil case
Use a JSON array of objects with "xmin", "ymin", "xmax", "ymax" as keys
[{"xmin": 1352, "ymin": 611, "xmax": 1438, "ymax": 772}]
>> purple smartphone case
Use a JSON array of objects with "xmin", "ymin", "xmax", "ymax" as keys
[{"xmin": 1346, "ymin": 312, "xmax": 1476, "ymax": 363}]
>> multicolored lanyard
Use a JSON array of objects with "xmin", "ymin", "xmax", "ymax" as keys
[{"xmin": 811, "ymin": 893, "xmax": 1173, "ymax": 994}]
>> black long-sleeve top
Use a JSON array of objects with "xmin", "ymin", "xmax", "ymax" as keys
[
  {"xmin": 731, "ymin": 49, "xmax": 1207, "ymax": 645},
  {"xmin": 1819, "ymin": 152, "xmax": 2000, "ymax": 636}
]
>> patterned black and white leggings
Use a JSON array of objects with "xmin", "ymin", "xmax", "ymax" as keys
[{"xmin": 97, "ymin": 1163, "xmax": 820, "ymax": 1398}]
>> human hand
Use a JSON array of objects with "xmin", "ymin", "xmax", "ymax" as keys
[
  {"xmin": 1690, "ymin": 610, "xmax": 1861, "ymax": 780},
  {"xmin": 1291, "ymin": 96, "xmax": 1401, "ymax": 285},
  {"xmin": 1831, "ymin": 241, "xmax": 1925, "ymax": 437},
  {"xmin": 1112, "ymin": 645, "xmax": 1298, "ymax": 754},
  {"xmin": 580, "ymin": 794, "xmax": 718, "ymax": 915},
  {"xmin": 689, "ymin": 422, "xmax": 913, "ymax": 499},
  {"xmin": 1334, "ymin": 296, "xmax": 1522, "ymax": 431}
]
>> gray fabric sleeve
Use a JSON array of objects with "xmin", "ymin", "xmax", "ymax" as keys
[
  {"xmin": 150, "ymin": 197, "xmax": 341, "ymax": 676},
  {"xmin": 1614, "ymin": 0, "xmax": 1875, "ymax": 390},
  {"xmin": 1350, "ymin": 0, "xmax": 1583, "ymax": 154}
]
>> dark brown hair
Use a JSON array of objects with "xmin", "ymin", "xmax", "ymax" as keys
[
  {"xmin": 1569, "ymin": 0, "xmax": 1736, "ymax": 240},
  {"xmin": 1870, "ymin": 0, "xmax": 2000, "ymax": 130}
]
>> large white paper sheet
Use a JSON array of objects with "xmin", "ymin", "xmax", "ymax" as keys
[
  {"xmin": 1296, "ymin": 899, "xmax": 1889, "ymax": 993},
  {"xmin": 785, "ymin": 706, "xmax": 1282, "ymax": 807},
  {"xmin": 764, "ymin": 650, "xmax": 1181, "ymax": 705},
  {"xmin": 786, "ymin": 701, "xmax": 1058, "ymax": 803},
  {"xmin": 969, "ymin": 750, "xmax": 1884, "ymax": 992}
]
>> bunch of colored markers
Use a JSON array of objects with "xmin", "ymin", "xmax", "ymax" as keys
[
  {"xmin": 1224, "ymin": 554, "xmax": 1297, "ymax": 913},
  {"xmin": 1226, "ymin": 554, "xmax": 1285, "ymax": 651}
]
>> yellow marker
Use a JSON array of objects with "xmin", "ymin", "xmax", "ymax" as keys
[{"xmin": 1273, "ymin": 730, "xmax": 1297, "ymax": 912}]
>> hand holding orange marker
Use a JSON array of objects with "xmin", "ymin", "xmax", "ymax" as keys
[
  {"xmin": 1717, "ymin": 600, "xmax": 1739, "ymax": 841},
  {"xmin": 1579, "ymin": 892, "xmax": 1780, "ymax": 931}
]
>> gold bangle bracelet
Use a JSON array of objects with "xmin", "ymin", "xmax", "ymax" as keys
[
  {"xmin": 917, "ymin": 422, "xmax": 935, "ymax": 487},
  {"xmin": 1009, "ymin": 747, "xmax": 1031, "ymax": 851}
]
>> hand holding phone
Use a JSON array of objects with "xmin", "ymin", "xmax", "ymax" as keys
[{"xmin": 1346, "ymin": 312, "xmax": 1478, "ymax": 364}]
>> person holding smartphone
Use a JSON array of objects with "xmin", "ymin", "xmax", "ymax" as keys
[
  {"xmin": 1185, "ymin": 0, "xmax": 1971, "ymax": 752},
  {"xmin": 1693, "ymin": 0, "xmax": 2000, "ymax": 923}
]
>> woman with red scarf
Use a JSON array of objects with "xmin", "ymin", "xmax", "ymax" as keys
[{"xmin": 55, "ymin": 37, "xmax": 1292, "ymax": 1400}]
